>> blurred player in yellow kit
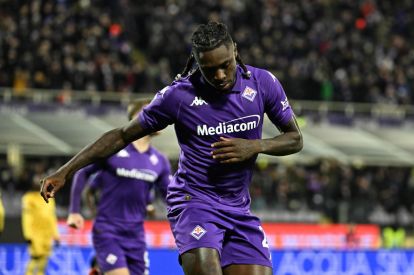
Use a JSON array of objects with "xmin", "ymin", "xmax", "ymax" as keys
[
  {"xmin": 0, "ymin": 190, "xmax": 4, "ymax": 236},
  {"xmin": 22, "ymin": 175, "xmax": 60, "ymax": 275}
]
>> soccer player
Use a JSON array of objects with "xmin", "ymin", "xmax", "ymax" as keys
[
  {"xmin": 23, "ymin": 174, "xmax": 60, "ymax": 275},
  {"xmin": 66, "ymin": 99, "xmax": 171, "ymax": 275},
  {"xmin": 41, "ymin": 22, "xmax": 303, "ymax": 275},
  {"xmin": 0, "ymin": 190, "xmax": 4, "ymax": 237}
]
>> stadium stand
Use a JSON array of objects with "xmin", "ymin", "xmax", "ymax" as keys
[
  {"xmin": 1, "ymin": 0, "xmax": 413, "ymax": 103},
  {"xmin": 1, "ymin": 0, "xmax": 414, "ymax": 249}
]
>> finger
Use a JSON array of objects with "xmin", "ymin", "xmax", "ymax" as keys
[
  {"xmin": 211, "ymin": 136, "xmax": 232, "ymax": 148},
  {"xmin": 40, "ymin": 180, "xmax": 49, "ymax": 203},
  {"xmin": 50, "ymin": 183, "xmax": 63, "ymax": 197},
  {"xmin": 213, "ymin": 152, "xmax": 238, "ymax": 160},
  {"xmin": 220, "ymin": 157, "xmax": 240, "ymax": 164},
  {"xmin": 211, "ymin": 140, "xmax": 233, "ymax": 148},
  {"xmin": 211, "ymin": 147, "xmax": 234, "ymax": 156},
  {"xmin": 211, "ymin": 141, "xmax": 222, "ymax": 148}
]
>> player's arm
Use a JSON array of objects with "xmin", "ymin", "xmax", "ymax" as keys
[
  {"xmin": 211, "ymin": 117, "xmax": 302, "ymax": 163},
  {"xmin": 256, "ymin": 115, "xmax": 303, "ymax": 155},
  {"xmin": 155, "ymin": 157, "xmax": 172, "ymax": 201},
  {"xmin": 85, "ymin": 186, "xmax": 98, "ymax": 218},
  {"xmin": 147, "ymin": 157, "xmax": 172, "ymax": 218},
  {"xmin": 41, "ymin": 119, "xmax": 150, "ymax": 203},
  {"xmin": 67, "ymin": 165, "xmax": 99, "ymax": 229},
  {"xmin": 0, "ymin": 194, "xmax": 4, "ymax": 235},
  {"xmin": 21, "ymin": 195, "xmax": 33, "ymax": 242},
  {"xmin": 49, "ymin": 200, "xmax": 60, "ymax": 243}
]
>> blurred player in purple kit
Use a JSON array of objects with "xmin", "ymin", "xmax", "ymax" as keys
[
  {"xmin": 41, "ymin": 22, "xmax": 303, "ymax": 275},
  {"xmin": 66, "ymin": 99, "xmax": 171, "ymax": 275}
]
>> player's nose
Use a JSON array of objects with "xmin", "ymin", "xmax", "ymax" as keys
[{"xmin": 214, "ymin": 69, "xmax": 226, "ymax": 82}]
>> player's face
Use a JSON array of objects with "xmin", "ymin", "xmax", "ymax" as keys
[{"xmin": 196, "ymin": 42, "xmax": 237, "ymax": 92}]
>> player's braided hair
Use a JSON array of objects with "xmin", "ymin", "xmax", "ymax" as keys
[{"xmin": 175, "ymin": 22, "xmax": 251, "ymax": 80}]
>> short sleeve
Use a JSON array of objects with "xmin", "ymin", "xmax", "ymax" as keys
[
  {"xmin": 261, "ymin": 70, "xmax": 294, "ymax": 127},
  {"xmin": 138, "ymin": 85, "xmax": 179, "ymax": 132}
]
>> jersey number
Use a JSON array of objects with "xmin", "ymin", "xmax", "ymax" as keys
[{"xmin": 259, "ymin": 226, "xmax": 269, "ymax": 248}]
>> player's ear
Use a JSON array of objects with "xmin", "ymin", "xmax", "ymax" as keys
[{"xmin": 233, "ymin": 42, "xmax": 238, "ymax": 57}]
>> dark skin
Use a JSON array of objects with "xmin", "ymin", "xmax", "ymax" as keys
[
  {"xmin": 181, "ymin": 248, "xmax": 273, "ymax": 275},
  {"xmin": 41, "ymin": 41, "xmax": 302, "ymax": 275}
]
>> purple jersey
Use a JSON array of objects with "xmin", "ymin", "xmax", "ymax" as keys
[
  {"xmin": 138, "ymin": 65, "xmax": 293, "ymax": 212},
  {"xmin": 69, "ymin": 144, "xmax": 171, "ymax": 223}
]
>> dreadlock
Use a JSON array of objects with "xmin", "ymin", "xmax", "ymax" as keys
[
  {"xmin": 236, "ymin": 53, "xmax": 251, "ymax": 79},
  {"xmin": 175, "ymin": 22, "xmax": 251, "ymax": 80},
  {"xmin": 175, "ymin": 53, "xmax": 195, "ymax": 81}
]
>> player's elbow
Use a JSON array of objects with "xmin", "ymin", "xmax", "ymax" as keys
[{"xmin": 93, "ymin": 128, "xmax": 126, "ymax": 159}]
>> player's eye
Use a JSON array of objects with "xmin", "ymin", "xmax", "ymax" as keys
[
  {"xmin": 202, "ymin": 67, "xmax": 216, "ymax": 75},
  {"xmin": 222, "ymin": 62, "xmax": 230, "ymax": 69}
]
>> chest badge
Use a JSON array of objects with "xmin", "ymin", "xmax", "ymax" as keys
[{"xmin": 242, "ymin": 86, "xmax": 257, "ymax": 102}]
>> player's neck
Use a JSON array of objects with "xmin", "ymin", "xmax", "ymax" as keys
[{"xmin": 132, "ymin": 136, "xmax": 151, "ymax": 153}]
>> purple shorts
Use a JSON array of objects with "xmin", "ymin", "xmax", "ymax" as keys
[
  {"xmin": 168, "ymin": 206, "xmax": 272, "ymax": 268},
  {"xmin": 92, "ymin": 220, "xmax": 149, "ymax": 274}
]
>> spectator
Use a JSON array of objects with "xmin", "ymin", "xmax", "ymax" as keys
[{"xmin": 1, "ymin": 0, "xmax": 413, "ymax": 104}]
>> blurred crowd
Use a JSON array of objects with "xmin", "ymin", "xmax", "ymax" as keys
[
  {"xmin": 249, "ymin": 158, "xmax": 414, "ymax": 224},
  {"xmin": 1, "ymin": 155, "xmax": 413, "ymax": 227},
  {"xmin": 0, "ymin": 0, "xmax": 140, "ymax": 93},
  {"xmin": 1, "ymin": 0, "xmax": 413, "ymax": 104}
]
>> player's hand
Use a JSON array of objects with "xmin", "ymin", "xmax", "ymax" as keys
[
  {"xmin": 146, "ymin": 204, "xmax": 156, "ymax": 219},
  {"xmin": 67, "ymin": 213, "xmax": 85, "ymax": 230},
  {"xmin": 40, "ymin": 171, "xmax": 66, "ymax": 203},
  {"xmin": 211, "ymin": 137, "xmax": 260, "ymax": 163}
]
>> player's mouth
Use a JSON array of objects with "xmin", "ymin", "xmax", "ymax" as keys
[{"xmin": 215, "ymin": 81, "xmax": 232, "ymax": 90}]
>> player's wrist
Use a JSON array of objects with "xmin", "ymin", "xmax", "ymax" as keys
[
  {"xmin": 254, "ymin": 139, "xmax": 266, "ymax": 154},
  {"xmin": 56, "ymin": 166, "xmax": 72, "ymax": 180}
]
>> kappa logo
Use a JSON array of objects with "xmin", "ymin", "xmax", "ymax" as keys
[
  {"xmin": 191, "ymin": 225, "xmax": 207, "ymax": 240},
  {"xmin": 158, "ymin": 86, "xmax": 169, "ymax": 98},
  {"xmin": 242, "ymin": 86, "xmax": 257, "ymax": 102},
  {"xmin": 281, "ymin": 97, "xmax": 289, "ymax": 111},
  {"xmin": 190, "ymin": 96, "xmax": 208, "ymax": 106},
  {"xmin": 106, "ymin": 253, "xmax": 118, "ymax": 265}
]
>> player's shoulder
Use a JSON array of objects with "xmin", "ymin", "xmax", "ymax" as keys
[
  {"xmin": 23, "ymin": 191, "xmax": 36, "ymax": 198},
  {"xmin": 22, "ymin": 191, "xmax": 38, "ymax": 203},
  {"xmin": 156, "ymin": 77, "xmax": 194, "ymax": 99},
  {"xmin": 246, "ymin": 65, "xmax": 280, "ymax": 83}
]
